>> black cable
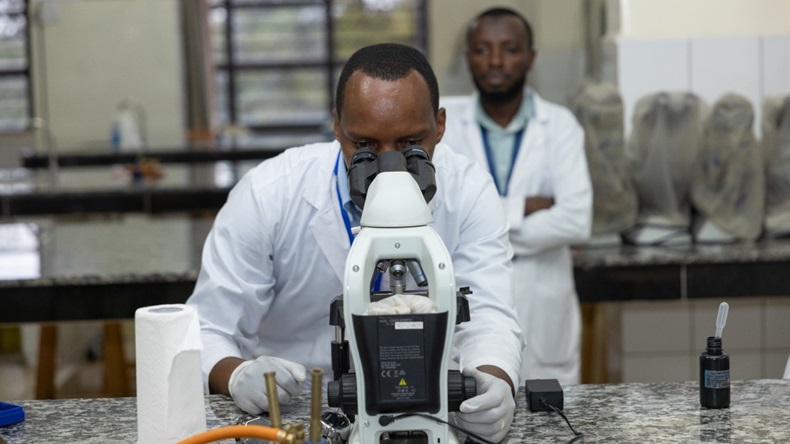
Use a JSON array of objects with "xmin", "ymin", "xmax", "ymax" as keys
[
  {"xmin": 379, "ymin": 412, "xmax": 496, "ymax": 444},
  {"xmin": 541, "ymin": 398, "xmax": 583, "ymax": 442}
]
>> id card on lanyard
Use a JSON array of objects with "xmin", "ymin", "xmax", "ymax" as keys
[
  {"xmin": 480, "ymin": 126, "xmax": 525, "ymax": 196},
  {"xmin": 334, "ymin": 150, "xmax": 382, "ymax": 291},
  {"xmin": 333, "ymin": 151, "xmax": 355, "ymax": 246}
]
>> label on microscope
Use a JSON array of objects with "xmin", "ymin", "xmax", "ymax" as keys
[{"xmin": 395, "ymin": 321, "xmax": 424, "ymax": 330}]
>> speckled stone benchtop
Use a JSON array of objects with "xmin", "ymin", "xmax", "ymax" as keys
[{"xmin": 2, "ymin": 379, "xmax": 788, "ymax": 443}]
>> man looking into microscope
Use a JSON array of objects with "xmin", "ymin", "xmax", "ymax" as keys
[{"xmin": 187, "ymin": 43, "xmax": 522, "ymax": 442}]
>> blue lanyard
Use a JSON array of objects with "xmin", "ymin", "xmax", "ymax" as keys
[
  {"xmin": 334, "ymin": 150, "xmax": 383, "ymax": 291},
  {"xmin": 480, "ymin": 126, "xmax": 525, "ymax": 196},
  {"xmin": 334, "ymin": 151, "xmax": 354, "ymax": 246}
]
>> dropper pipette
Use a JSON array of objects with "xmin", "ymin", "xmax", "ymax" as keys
[{"xmin": 714, "ymin": 302, "xmax": 729, "ymax": 339}]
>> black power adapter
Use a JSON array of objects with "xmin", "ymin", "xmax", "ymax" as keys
[
  {"xmin": 525, "ymin": 379, "xmax": 564, "ymax": 412},
  {"xmin": 524, "ymin": 379, "xmax": 583, "ymax": 442}
]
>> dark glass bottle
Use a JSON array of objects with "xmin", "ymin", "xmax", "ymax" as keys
[{"xmin": 700, "ymin": 336, "xmax": 730, "ymax": 408}]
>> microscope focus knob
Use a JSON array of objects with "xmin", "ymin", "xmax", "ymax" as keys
[
  {"xmin": 447, "ymin": 370, "xmax": 477, "ymax": 411},
  {"xmin": 327, "ymin": 373, "xmax": 358, "ymax": 415}
]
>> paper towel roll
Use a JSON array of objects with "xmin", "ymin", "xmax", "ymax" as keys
[{"xmin": 136, "ymin": 304, "xmax": 206, "ymax": 443}]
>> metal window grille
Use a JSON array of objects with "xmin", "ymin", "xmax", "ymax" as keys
[{"xmin": 208, "ymin": 0, "xmax": 427, "ymax": 143}]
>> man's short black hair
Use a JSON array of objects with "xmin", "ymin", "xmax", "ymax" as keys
[
  {"xmin": 335, "ymin": 43, "xmax": 439, "ymax": 119},
  {"xmin": 466, "ymin": 7, "xmax": 534, "ymax": 50}
]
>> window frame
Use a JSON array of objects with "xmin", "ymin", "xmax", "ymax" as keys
[
  {"xmin": 0, "ymin": 0, "xmax": 32, "ymax": 133},
  {"xmin": 211, "ymin": 0, "xmax": 428, "ymax": 136}
]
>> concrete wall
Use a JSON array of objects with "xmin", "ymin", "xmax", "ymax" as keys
[
  {"xmin": 19, "ymin": 0, "xmax": 790, "ymax": 154},
  {"xmin": 431, "ymin": 0, "xmax": 588, "ymax": 105},
  {"xmin": 603, "ymin": 0, "xmax": 790, "ymax": 136},
  {"xmin": 29, "ymin": 0, "xmax": 184, "ymax": 152},
  {"xmin": 18, "ymin": 0, "xmax": 590, "ymax": 155},
  {"xmin": 613, "ymin": 0, "xmax": 790, "ymax": 38}
]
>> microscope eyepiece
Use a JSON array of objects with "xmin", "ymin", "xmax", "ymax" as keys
[
  {"xmin": 376, "ymin": 150, "xmax": 408, "ymax": 172},
  {"xmin": 350, "ymin": 147, "xmax": 377, "ymax": 165},
  {"xmin": 404, "ymin": 145, "xmax": 437, "ymax": 204},
  {"xmin": 348, "ymin": 148, "xmax": 379, "ymax": 210},
  {"xmin": 347, "ymin": 145, "xmax": 437, "ymax": 209},
  {"xmin": 403, "ymin": 145, "xmax": 430, "ymax": 160}
]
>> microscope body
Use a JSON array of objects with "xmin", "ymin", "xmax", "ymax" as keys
[{"xmin": 328, "ymin": 149, "xmax": 474, "ymax": 444}]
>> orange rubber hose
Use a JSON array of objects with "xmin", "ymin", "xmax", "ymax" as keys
[{"xmin": 177, "ymin": 425, "xmax": 291, "ymax": 444}]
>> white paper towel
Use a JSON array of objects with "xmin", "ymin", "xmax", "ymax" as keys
[{"xmin": 136, "ymin": 304, "xmax": 207, "ymax": 443}]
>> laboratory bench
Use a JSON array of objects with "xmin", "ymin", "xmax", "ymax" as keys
[
  {"xmin": 3, "ymin": 215, "xmax": 790, "ymax": 395},
  {"xmin": 20, "ymin": 146, "xmax": 284, "ymax": 168},
  {"xmin": 1, "ymin": 187, "xmax": 232, "ymax": 217},
  {"xmin": 1, "ymin": 379, "xmax": 788, "ymax": 443},
  {"xmin": 3, "ymin": 213, "xmax": 790, "ymax": 323},
  {"xmin": 6, "ymin": 145, "xmax": 299, "ymax": 216},
  {"xmin": 0, "ymin": 162, "xmax": 244, "ymax": 217},
  {"xmin": 0, "ymin": 214, "xmax": 210, "ymax": 323},
  {"xmin": 573, "ymin": 240, "xmax": 790, "ymax": 301}
]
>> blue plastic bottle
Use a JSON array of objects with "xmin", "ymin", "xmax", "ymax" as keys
[{"xmin": 110, "ymin": 122, "xmax": 121, "ymax": 153}]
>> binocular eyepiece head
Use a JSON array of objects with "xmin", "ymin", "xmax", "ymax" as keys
[{"xmin": 348, "ymin": 146, "xmax": 437, "ymax": 209}]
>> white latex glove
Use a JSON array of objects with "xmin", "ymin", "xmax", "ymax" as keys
[
  {"xmin": 365, "ymin": 294, "xmax": 437, "ymax": 315},
  {"xmin": 454, "ymin": 368, "xmax": 515, "ymax": 443},
  {"xmin": 228, "ymin": 356, "xmax": 307, "ymax": 415}
]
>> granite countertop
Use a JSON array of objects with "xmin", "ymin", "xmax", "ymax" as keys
[
  {"xmin": 4, "ymin": 214, "xmax": 790, "ymax": 282},
  {"xmin": 0, "ymin": 161, "xmax": 253, "ymax": 216},
  {"xmin": 0, "ymin": 215, "xmax": 210, "ymax": 282},
  {"xmin": 0, "ymin": 215, "xmax": 209, "ymax": 322},
  {"xmin": 1, "ymin": 379, "xmax": 788, "ymax": 443},
  {"xmin": 573, "ymin": 239, "xmax": 790, "ymax": 269}
]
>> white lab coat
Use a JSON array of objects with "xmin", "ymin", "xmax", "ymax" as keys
[
  {"xmin": 441, "ymin": 90, "xmax": 592, "ymax": 385},
  {"xmin": 186, "ymin": 141, "xmax": 523, "ymax": 390}
]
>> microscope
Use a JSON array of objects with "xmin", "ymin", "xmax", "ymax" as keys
[{"xmin": 327, "ymin": 147, "xmax": 477, "ymax": 444}]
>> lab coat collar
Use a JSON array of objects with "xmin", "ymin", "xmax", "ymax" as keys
[
  {"xmin": 426, "ymin": 147, "xmax": 446, "ymax": 216},
  {"xmin": 518, "ymin": 89, "xmax": 549, "ymax": 159},
  {"xmin": 528, "ymin": 88, "xmax": 551, "ymax": 125},
  {"xmin": 459, "ymin": 88, "xmax": 549, "ymax": 127},
  {"xmin": 306, "ymin": 142, "xmax": 348, "ymax": 283},
  {"xmin": 306, "ymin": 142, "xmax": 444, "ymax": 282}
]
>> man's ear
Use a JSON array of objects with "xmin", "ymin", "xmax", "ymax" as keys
[
  {"xmin": 332, "ymin": 109, "xmax": 340, "ymax": 140},
  {"xmin": 526, "ymin": 49, "xmax": 537, "ymax": 72},
  {"xmin": 436, "ymin": 107, "xmax": 446, "ymax": 143}
]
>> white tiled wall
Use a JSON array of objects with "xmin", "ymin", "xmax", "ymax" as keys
[
  {"xmin": 609, "ymin": 35, "xmax": 790, "ymax": 138},
  {"xmin": 617, "ymin": 297, "xmax": 790, "ymax": 383},
  {"xmin": 763, "ymin": 35, "xmax": 790, "ymax": 96}
]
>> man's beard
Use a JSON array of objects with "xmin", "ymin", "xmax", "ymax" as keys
[{"xmin": 474, "ymin": 74, "xmax": 526, "ymax": 106}]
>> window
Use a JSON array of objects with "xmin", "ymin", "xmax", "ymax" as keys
[
  {"xmin": 0, "ymin": 0, "xmax": 29, "ymax": 132},
  {"xmin": 208, "ymin": 0, "xmax": 427, "ymax": 143}
]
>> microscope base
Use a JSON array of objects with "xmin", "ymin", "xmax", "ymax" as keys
[{"xmin": 347, "ymin": 424, "xmax": 460, "ymax": 444}]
